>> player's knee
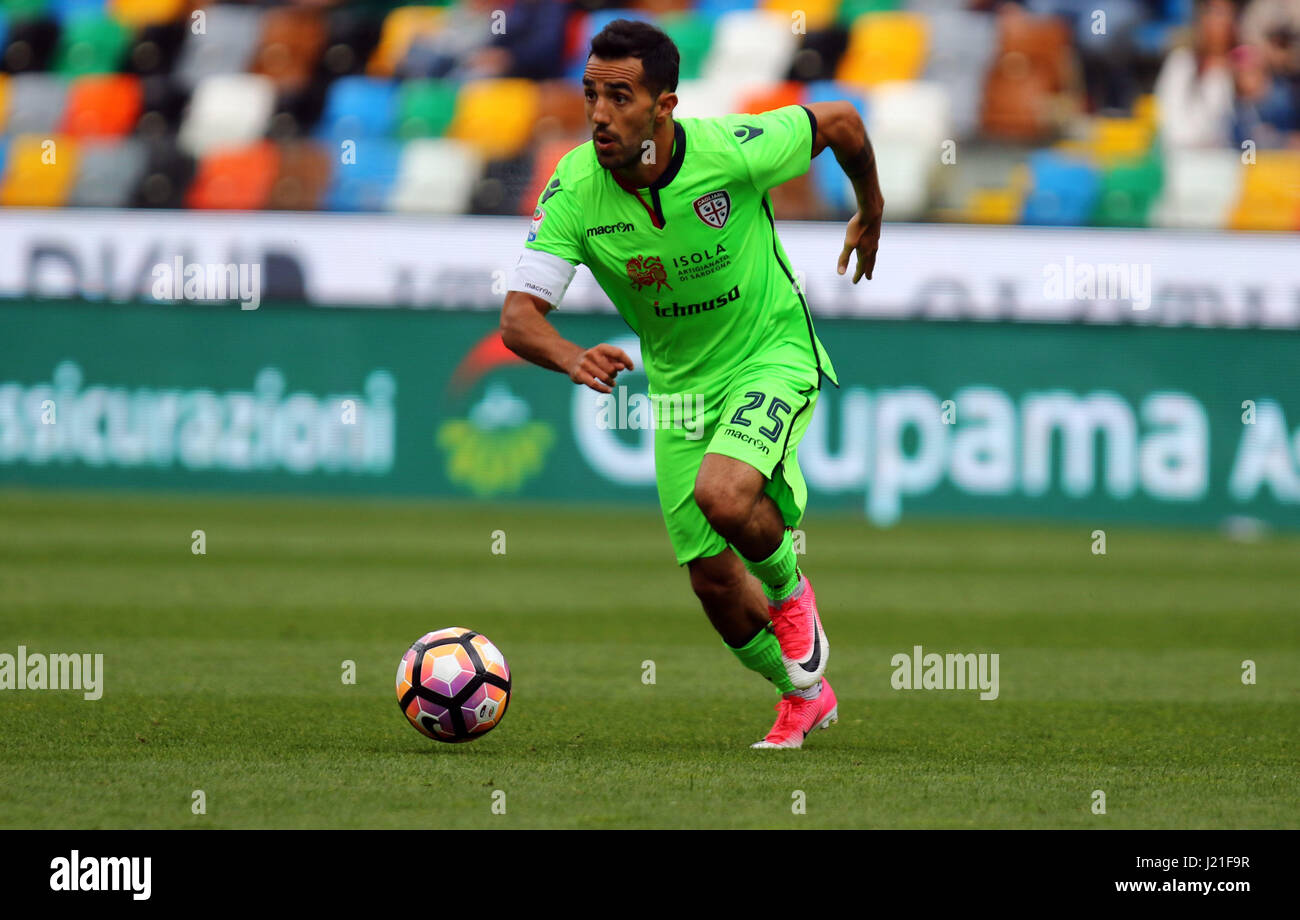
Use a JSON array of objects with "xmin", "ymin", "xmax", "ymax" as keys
[{"xmin": 693, "ymin": 479, "xmax": 752, "ymax": 538}]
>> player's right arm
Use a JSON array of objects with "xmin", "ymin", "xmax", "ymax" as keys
[
  {"xmin": 500, "ymin": 291, "xmax": 634, "ymax": 394},
  {"xmin": 500, "ymin": 169, "xmax": 634, "ymax": 394}
]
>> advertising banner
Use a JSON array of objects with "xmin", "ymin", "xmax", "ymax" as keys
[{"xmin": 2, "ymin": 300, "xmax": 1298, "ymax": 531}]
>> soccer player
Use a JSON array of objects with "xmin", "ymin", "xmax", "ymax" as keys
[{"xmin": 500, "ymin": 20, "xmax": 883, "ymax": 749}]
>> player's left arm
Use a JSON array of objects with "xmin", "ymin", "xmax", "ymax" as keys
[{"xmin": 805, "ymin": 101, "xmax": 885, "ymax": 283}]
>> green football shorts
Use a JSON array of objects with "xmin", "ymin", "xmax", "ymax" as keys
[{"xmin": 652, "ymin": 362, "xmax": 821, "ymax": 566}]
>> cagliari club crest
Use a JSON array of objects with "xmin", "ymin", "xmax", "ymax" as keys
[{"xmin": 693, "ymin": 191, "xmax": 731, "ymax": 229}]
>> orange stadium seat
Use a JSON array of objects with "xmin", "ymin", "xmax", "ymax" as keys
[
  {"xmin": 737, "ymin": 82, "xmax": 804, "ymax": 115},
  {"xmin": 533, "ymin": 81, "xmax": 586, "ymax": 143},
  {"xmin": 186, "ymin": 141, "xmax": 280, "ymax": 210},
  {"xmin": 60, "ymin": 74, "xmax": 144, "ymax": 137},
  {"xmin": 268, "ymin": 140, "xmax": 332, "ymax": 211},
  {"xmin": 447, "ymin": 79, "xmax": 540, "ymax": 160},
  {"xmin": 1, "ymin": 133, "xmax": 79, "ymax": 206},
  {"xmin": 837, "ymin": 12, "xmax": 928, "ymax": 88},
  {"xmin": 251, "ymin": 7, "xmax": 329, "ymax": 92}
]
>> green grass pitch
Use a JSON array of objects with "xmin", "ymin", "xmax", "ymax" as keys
[{"xmin": 0, "ymin": 488, "xmax": 1296, "ymax": 829}]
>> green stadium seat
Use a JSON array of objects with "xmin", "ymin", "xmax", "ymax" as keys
[
  {"xmin": 54, "ymin": 13, "xmax": 130, "ymax": 76},
  {"xmin": 395, "ymin": 78, "xmax": 457, "ymax": 139},
  {"xmin": 837, "ymin": 0, "xmax": 899, "ymax": 28},
  {"xmin": 658, "ymin": 12, "xmax": 713, "ymax": 81},
  {"xmin": 1090, "ymin": 154, "xmax": 1162, "ymax": 228}
]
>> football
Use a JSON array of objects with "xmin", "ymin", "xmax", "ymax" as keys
[{"xmin": 396, "ymin": 628, "xmax": 512, "ymax": 743}]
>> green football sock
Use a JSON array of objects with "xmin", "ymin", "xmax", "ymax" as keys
[
  {"xmin": 742, "ymin": 529, "xmax": 800, "ymax": 603},
  {"xmin": 725, "ymin": 625, "xmax": 796, "ymax": 694}
]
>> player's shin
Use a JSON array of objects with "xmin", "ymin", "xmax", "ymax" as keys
[
  {"xmin": 724, "ymin": 626, "xmax": 797, "ymax": 694},
  {"xmin": 741, "ymin": 528, "xmax": 801, "ymax": 604}
]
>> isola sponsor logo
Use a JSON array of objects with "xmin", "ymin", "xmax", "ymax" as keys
[
  {"xmin": 586, "ymin": 221, "xmax": 635, "ymax": 237},
  {"xmin": 652, "ymin": 284, "xmax": 740, "ymax": 318}
]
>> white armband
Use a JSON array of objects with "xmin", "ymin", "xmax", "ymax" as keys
[{"xmin": 507, "ymin": 249, "xmax": 578, "ymax": 307}]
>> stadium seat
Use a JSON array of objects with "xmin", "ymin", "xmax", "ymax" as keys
[
  {"xmin": 316, "ymin": 76, "xmax": 398, "ymax": 141},
  {"xmin": 659, "ymin": 12, "xmax": 714, "ymax": 80},
  {"xmin": 522, "ymin": 137, "xmax": 574, "ymax": 215},
  {"xmin": 1229, "ymin": 152, "xmax": 1300, "ymax": 232},
  {"xmin": 1089, "ymin": 116, "xmax": 1153, "ymax": 165},
  {"xmin": 67, "ymin": 136, "xmax": 147, "ymax": 206},
  {"xmin": 321, "ymin": 137, "xmax": 401, "ymax": 211},
  {"xmin": 0, "ymin": 74, "xmax": 8, "ymax": 133},
  {"xmin": 447, "ymin": 79, "xmax": 539, "ymax": 160},
  {"xmin": 250, "ymin": 7, "xmax": 328, "ymax": 92},
  {"xmin": 837, "ymin": 0, "xmax": 899, "ymax": 27},
  {"xmin": 388, "ymin": 137, "xmax": 482, "ymax": 213},
  {"xmin": 59, "ymin": 73, "xmax": 142, "ymax": 137},
  {"xmin": 107, "ymin": 0, "xmax": 183, "ymax": 29},
  {"xmin": 317, "ymin": 8, "xmax": 384, "ymax": 79},
  {"xmin": 135, "ymin": 72, "xmax": 187, "ymax": 136},
  {"xmin": 696, "ymin": 0, "xmax": 758, "ymax": 19},
  {"xmin": 367, "ymin": 5, "xmax": 445, "ymax": 78},
  {"xmin": 6, "ymin": 73, "xmax": 69, "ymax": 135},
  {"xmin": 172, "ymin": 4, "xmax": 263, "ymax": 90},
  {"xmin": 1021, "ymin": 151, "xmax": 1100, "ymax": 225},
  {"xmin": 566, "ymin": 9, "xmax": 653, "ymax": 83},
  {"xmin": 761, "ymin": 0, "xmax": 836, "ymax": 32},
  {"xmin": 186, "ymin": 140, "xmax": 279, "ymax": 210},
  {"xmin": 125, "ymin": 20, "xmax": 186, "ymax": 76},
  {"xmin": 737, "ymin": 81, "xmax": 804, "ymax": 114},
  {"xmin": 924, "ymin": 9, "xmax": 996, "ymax": 138},
  {"xmin": 1151, "ymin": 149, "xmax": 1241, "ymax": 229},
  {"xmin": 868, "ymin": 80, "xmax": 951, "ymax": 150},
  {"xmin": 2, "ymin": 15, "xmax": 60, "ymax": 74},
  {"xmin": 703, "ymin": 11, "xmax": 799, "ymax": 84},
  {"xmin": 670, "ymin": 78, "xmax": 745, "ymax": 120},
  {"xmin": 837, "ymin": 12, "xmax": 928, "ymax": 87},
  {"xmin": 267, "ymin": 139, "xmax": 332, "ymax": 210},
  {"xmin": 54, "ymin": 13, "xmax": 130, "ymax": 76},
  {"xmin": 130, "ymin": 135, "xmax": 194, "ymax": 207},
  {"xmin": 395, "ymin": 78, "xmax": 457, "ymax": 139},
  {"xmin": 0, "ymin": 132, "xmax": 78, "ymax": 206},
  {"xmin": 177, "ymin": 73, "xmax": 276, "ymax": 157},
  {"xmin": 1089, "ymin": 153, "xmax": 1162, "ymax": 227},
  {"xmin": 533, "ymin": 80, "xmax": 586, "ymax": 143},
  {"xmin": 980, "ymin": 12, "xmax": 1073, "ymax": 141},
  {"xmin": 48, "ymin": 0, "xmax": 104, "ymax": 26},
  {"xmin": 873, "ymin": 138, "xmax": 933, "ymax": 219}
]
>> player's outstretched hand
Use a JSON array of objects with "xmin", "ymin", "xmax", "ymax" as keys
[
  {"xmin": 568, "ymin": 343, "xmax": 635, "ymax": 393},
  {"xmin": 837, "ymin": 205, "xmax": 883, "ymax": 283}
]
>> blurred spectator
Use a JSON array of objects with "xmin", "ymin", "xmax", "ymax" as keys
[
  {"xmin": 1242, "ymin": 0, "xmax": 1300, "ymax": 69},
  {"xmin": 399, "ymin": 0, "xmax": 499, "ymax": 79},
  {"xmin": 485, "ymin": 0, "xmax": 571, "ymax": 81},
  {"xmin": 1232, "ymin": 41, "xmax": 1300, "ymax": 146},
  {"xmin": 1155, "ymin": 0, "xmax": 1238, "ymax": 148}
]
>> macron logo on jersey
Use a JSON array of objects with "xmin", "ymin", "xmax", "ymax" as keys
[{"xmin": 733, "ymin": 125, "xmax": 764, "ymax": 144}]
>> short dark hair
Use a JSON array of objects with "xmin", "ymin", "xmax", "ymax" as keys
[{"xmin": 589, "ymin": 19, "xmax": 680, "ymax": 97}]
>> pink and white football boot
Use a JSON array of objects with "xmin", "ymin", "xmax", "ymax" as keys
[
  {"xmin": 767, "ymin": 574, "xmax": 828, "ymax": 690},
  {"xmin": 751, "ymin": 678, "xmax": 838, "ymax": 750}
]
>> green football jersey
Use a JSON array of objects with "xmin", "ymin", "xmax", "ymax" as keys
[{"xmin": 510, "ymin": 104, "xmax": 839, "ymax": 398}]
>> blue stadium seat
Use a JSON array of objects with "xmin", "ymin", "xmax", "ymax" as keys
[
  {"xmin": 322, "ymin": 137, "xmax": 402, "ymax": 211},
  {"xmin": 1021, "ymin": 151, "xmax": 1100, "ymax": 225},
  {"xmin": 48, "ymin": 0, "xmax": 106, "ymax": 26},
  {"xmin": 316, "ymin": 76, "xmax": 399, "ymax": 141},
  {"xmin": 696, "ymin": 0, "xmax": 758, "ymax": 21}
]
